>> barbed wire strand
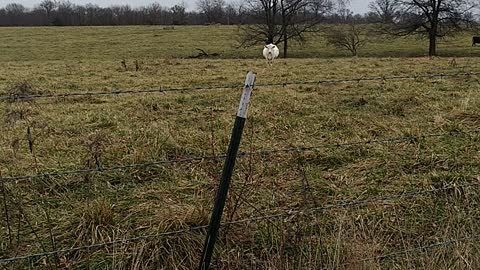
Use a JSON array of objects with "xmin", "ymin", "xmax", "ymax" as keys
[
  {"xmin": 256, "ymin": 71, "xmax": 480, "ymax": 88},
  {"xmin": 2, "ymin": 129, "xmax": 478, "ymax": 184},
  {"xmin": 0, "ymin": 155, "xmax": 225, "ymax": 184},
  {"xmin": 0, "ymin": 181, "xmax": 477, "ymax": 264},
  {"xmin": 249, "ymin": 129, "xmax": 480, "ymax": 157},
  {"xmin": 0, "ymin": 84, "xmax": 242, "ymax": 101},
  {"xmin": 347, "ymin": 235, "xmax": 479, "ymax": 267},
  {"xmin": 374, "ymin": 235, "xmax": 479, "ymax": 261},
  {"xmin": 1, "ymin": 72, "xmax": 478, "ymax": 101}
]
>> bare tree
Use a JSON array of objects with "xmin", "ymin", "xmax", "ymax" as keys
[
  {"xmin": 239, "ymin": 0, "xmax": 336, "ymax": 57},
  {"xmin": 326, "ymin": 21, "xmax": 366, "ymax": 56},
  {"xmin": 39, "ymin": 0, "xmax": 56, "ymax": 21},
  {"xmin": 4, "ymin": 3, "xmax": 26, "ymax": 25},
  {"xmin": 5, "ymin": 3, "xmax": 26, "ymax": 14},
  {"xmin": 385, "ymin": 0, "xmax": 480, "ymax": 56},
  {"xmin": 336, "ymin": 6, "xmax": 353, "ymax": 22},
  {"xmin": 279, "ymin": 0, "xmax": 335, "ymax": 57},
  {"xmin": 171, "ymin": 3, "xmax": 186, "ymax": 25},
  {"xmin": 224, "ymin": 3, "xmax": 237, "ymax": 24},
  {"xmin": 197, "ymin": 0, "xmax": 226, "ymax": 23},
  {"xmin": 52, "ymin": 0, "xmax": 74, "ymax": 26},
  {"xmin": 368, "ymin": 0, "xmax": 398, "ymax": 23},
  {"xmin": 239, "ymin": 0, "xmax": 279, "ymax": 47},
  {"xmin": 145, "ymin": 3, "xmax": 163, "ymax": 25}
]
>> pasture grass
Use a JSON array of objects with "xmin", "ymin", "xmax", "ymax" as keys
[
  {"xmin": 1, "ymin": 25, "xmax": 480, "ymax": 62},
  {"xmin": 0, "ymin": 25, "xmax": 480, "ymax": 269}
]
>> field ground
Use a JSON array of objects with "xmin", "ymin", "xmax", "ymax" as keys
[{"xmin": 0, "ymin": 26, "xmax": 480, "ymax": 269}]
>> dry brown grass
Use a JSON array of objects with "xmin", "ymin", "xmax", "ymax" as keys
[{"xmin": 1, "ymin": 28, "xmax": 480, "ymax": 269}]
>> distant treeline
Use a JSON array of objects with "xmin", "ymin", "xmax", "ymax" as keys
[{"xmin": 0, "ymin": 0, "xmax": 378, "ymax": 26}]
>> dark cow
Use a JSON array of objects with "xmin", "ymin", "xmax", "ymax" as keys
[{"xmin": 473, "ymin": 36, "xmax": 480, "ymax": 46}]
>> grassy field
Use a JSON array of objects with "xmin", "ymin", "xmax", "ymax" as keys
[
  {"xmin": 1, "ymin": 25, "xmax": 480, "ymax": 62},
  {"xmin": 1, "ymin": 25, "xmax": 480, "ymax": 269}
]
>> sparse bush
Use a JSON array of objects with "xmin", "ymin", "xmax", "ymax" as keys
[{"xmin": 326, "ymin": 23, "xmax": 367, "ymax": 56}]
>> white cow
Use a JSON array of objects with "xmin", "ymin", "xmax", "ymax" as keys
[{"xmin": 263, "ymin": 43, "xmax": 280, "ymax": 66}]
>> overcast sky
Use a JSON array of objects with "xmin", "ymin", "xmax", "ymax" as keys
[{"xmin": 0, "ymin": 0, "xmax": 371, "ymax": 14}]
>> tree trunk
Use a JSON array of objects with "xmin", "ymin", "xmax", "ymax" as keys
[
  {"xmin": 281, "ymin": 0, "xmax": 288, "ymax": 58},
  {"xmin": 428, "ymin": 33, "xmax": 437, "ymax": 56},
  {"xmin": 428, "ymin": 21, "xmax": 438, "ymax": 57}
]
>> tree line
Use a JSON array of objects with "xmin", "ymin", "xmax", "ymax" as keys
[
  {"xmin": 0, "ymin": 1, "xmax": 218, "ymax": 26},
  {"xmin": 0, "ymin": 0, "xmax": 390, "ymax": 27}
]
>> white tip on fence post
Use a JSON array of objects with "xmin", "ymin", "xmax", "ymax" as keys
[
  {"xmin": 237, "ymin": 71, "xmax": 256, "ymax": 119},
  {"xmin": 199, "ymin": 71, "xmax": 256, "ymax": 270}
]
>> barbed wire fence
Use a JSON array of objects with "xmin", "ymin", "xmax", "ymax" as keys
[
  {"xmin": 0, "ymin": 71, "xmax": 479, "ymax": 101},
  {"xmin": 2, "ymin": 129, "xmax": 478, "ymax": 184},
  {"xmin": 1, "ymin": 71, "xmax": 480, "ymax": 267},
  {"xmin": 0, "ymin": 181, "xmax": 477, "ymax": 264}
]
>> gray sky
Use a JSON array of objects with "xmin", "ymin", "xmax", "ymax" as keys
[{"xmin": 0, "ymin": 0, "xmax": 371, "ymax": 14}]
